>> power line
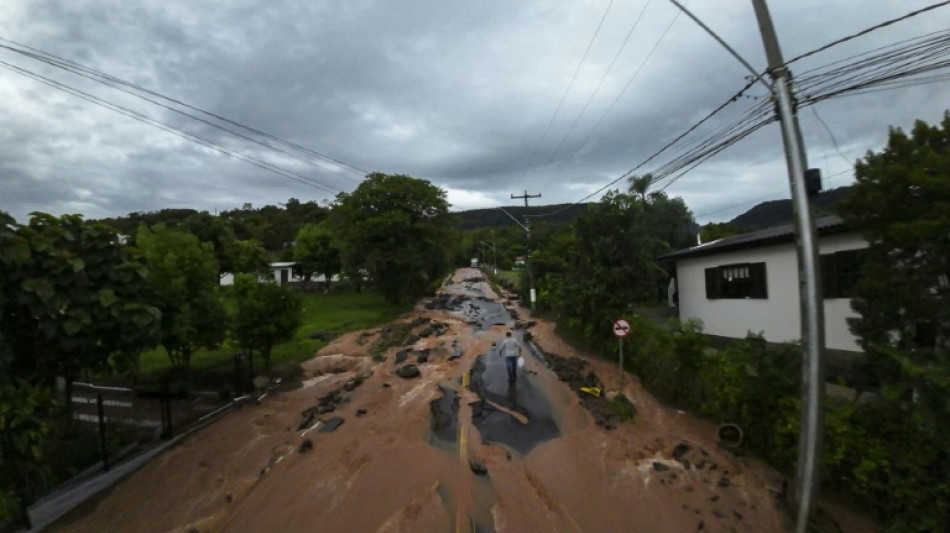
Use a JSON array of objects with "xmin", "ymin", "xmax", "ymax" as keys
[
  {"xmin": 0, "ymin": 60, "xmax": 343, "ymax": 195},
  {"xmin": 531, "ymin": 74, "xmax": 762, "ymax": 218},
  {"xmin": 0, "ymin": 37, "xmax": 370, "ymax": 181},
  {"xmin": 536, "ymin": 20, "xmax": 950, "ymax": 217},
  {"xmin": 785, "ymin": 0, "xmax": 950, "ymax": 67},
  {"xmin": 517, "ymin": 0, "xmax": 616, "ymax": 178},
  {"xmin": 810, "ymin": 107, "xmax": 854, "ymax": 166},
  {"xmin": 538, "ymin": 0, "xmax": 655, "ymax": 171},
  {"xmin": 558, "ymin": 2, "xmax": 687, "ymax": 171}
]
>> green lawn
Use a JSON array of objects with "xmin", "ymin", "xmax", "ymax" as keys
[
  {"xmin": 138, "ymin": 290, "xmax": 409, "ymax": 376},
  {"xmin": 492, "ymin": 269, "xmax": 522, "ymax": 291}
]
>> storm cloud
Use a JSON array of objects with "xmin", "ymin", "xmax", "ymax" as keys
[{"xmin": 1, "ymin": 0, "xmax": 947, "ymax": 224}]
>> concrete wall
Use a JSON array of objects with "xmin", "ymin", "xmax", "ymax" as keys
[{"xmin": 675, "ymin": 232, "xmax": 867, "ymax": 352}]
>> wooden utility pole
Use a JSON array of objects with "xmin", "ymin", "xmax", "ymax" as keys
[{"xmin": 511, "ymin": 190, "xmax": 541, "ymax": 311}]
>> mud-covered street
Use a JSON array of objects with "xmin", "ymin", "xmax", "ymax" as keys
[{"xmin": 52, "ymin": 269, "xmax": 792, "ymax": 533}]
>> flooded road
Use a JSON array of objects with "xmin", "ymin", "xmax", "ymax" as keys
[{"xmin": 51, "ymin": 268, "xmax": 796, "ymax": 533}]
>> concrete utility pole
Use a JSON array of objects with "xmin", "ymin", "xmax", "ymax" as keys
[
  {"xmin": 511, "ymin": 190, "xmax": 541, "ymax": 311},
  {"xmin": 751, "ymin": 2, "xmax": 825, "ymax": 531}
]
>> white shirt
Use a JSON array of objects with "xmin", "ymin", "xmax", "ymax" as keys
[{"xmin": 499, "ymin": 337, "xmax": 521, "ymax": 358}]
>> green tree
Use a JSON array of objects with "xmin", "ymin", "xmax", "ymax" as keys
[
  {"xmin": 136, "ymin": 224, "xmax": 227, "ymax": 371},
  {"xmin": 231, "ymin": 239, "xmax": 271, "ymax": 275},
  {"xmin": 0, "ymin": 379, "xmax": 58, "ymax": 525},
  {"xmin": 837, "ymin": 113, "xmax": 950, "ymax": 420},
  {"xmin": 627, "ymin": 173, "xmax": 655, "ymax": 202},
  {"xmin": 293, "ymin": 223, "xmax": 341, "ymax": 290},
  {"xmin": 182, "ymin": 212, "xmax": 237, "ymax": 275},
  {"xmin": 329, "ymin": 173, "xmax": 456, "ymax": 304},
  {"xmin": 700, "ymin": 222, "xmax": 742, "ymax": 243},
  {"xmin": 0, "ymin": 213, "xmax": 161, "ymax": 395},
  {"xmin": 531, "ymin": 189, "xmax": 695, "ymax": 352},
  {"xmin": 232, "ymin": 274, "xmax": 302, "ymax": 370}
]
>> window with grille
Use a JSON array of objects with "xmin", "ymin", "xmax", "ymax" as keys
[{"xmin": 704, "ymin": 262, "xmax": 768, "ymax": 299}]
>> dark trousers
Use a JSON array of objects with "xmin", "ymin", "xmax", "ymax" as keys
[{"xmin": 505, "ymin": 356, "xmax": 518, "ymax": 382}]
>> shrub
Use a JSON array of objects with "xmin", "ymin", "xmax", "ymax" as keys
[{"xmin": 628, "ymin": 318, "xmax": 949, "ymax": 530}]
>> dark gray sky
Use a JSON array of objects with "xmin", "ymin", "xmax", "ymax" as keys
[{"xmin": 1, "ymin": 0, "xmax": 948, "ymax": 224}]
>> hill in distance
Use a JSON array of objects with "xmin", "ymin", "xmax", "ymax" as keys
[
  {"xmin": 454, "ymin": 203, "xmax": 589, "ymax": 231},
  {"xmin": 728, "ymin": 186, "xmax": 852, "ymax": 231}
]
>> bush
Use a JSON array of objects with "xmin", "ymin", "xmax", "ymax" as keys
[
  {"xmin": 627, "ymin": 316, "xmax": 709, "ymax": 410},
  {"xmin": 629, "ymin": 318, "xmax": 949, "ymax": 531},
  {"xmin": 610, "ymin": 393, "xmax": 637, "ymax": 423}
]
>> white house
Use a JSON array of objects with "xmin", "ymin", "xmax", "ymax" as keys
[
  {"xmin": 220, "ymin": 263, "xmax": 339, "ymax": 286},
  {"xmin": 660, "ymin": 215, "xmax": 867, "ymax": 353},
  {"xmin": 220, "ymin": 262, "xmax": 298, "ymax": 286},
  {"xmin": 269, "ymin": 262, "xmax": 296, "ymax": 285}
]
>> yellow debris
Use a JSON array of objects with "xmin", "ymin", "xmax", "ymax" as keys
[{"xmin": 580, "ymin": 386, "xmax": 601, "ymax": 398}]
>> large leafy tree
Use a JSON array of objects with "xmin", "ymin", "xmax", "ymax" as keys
[
  {"xmin": 182, "ymin": 212, "xmax": 237, "ymax": 275},
  {"xmin": 1, "ymin": 212, "xmax": 159, "ymax": 523},
  {"xmin": 0, "ymin": 213, "xmax": 161, "ymax": 392},
  {"xmin": 231, "ymin": 239, "xmax": 271, "ymax": 275},
  {"xmin": 329, "ymin": 173, "xmax": 456, "ymax": 304},
  {"xmin": 136, "ymin": 224, "xmax": 227, "ymax": 371},
  {"xmin": 293, "ymin": 223, "xmax": 341, "ymax": 289},
  {"xmin": 532, "ymin": 189, "xmax": 695, "ymax": 352},
  {"xmin": 837, "ymin": 113, "xmax": 950, "ymax": 421},
  {"xmin": 232, "ymin": 274, "xmax": 302, "ymax": 371}
]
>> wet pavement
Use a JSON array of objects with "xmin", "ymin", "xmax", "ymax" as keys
[
  {"xmin": 426, "ymin": 279, "xmax": 563, "ymax": 457},
  {"xmin": 468, "ymin": 352, "xmax": 561, "ymax": 455}
]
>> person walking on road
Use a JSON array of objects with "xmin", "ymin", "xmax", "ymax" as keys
[{"xmin": 498, "ymin": 331, "xmax": 523, "ymax": 384}]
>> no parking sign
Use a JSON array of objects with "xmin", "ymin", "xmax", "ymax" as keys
[
  {"xmin": 613, "ymin": 318, "xmax": 630, "ymax": 391},
  {"xmin": 612, "ymin": 318, "xmax": 630, "ymax": 338}
]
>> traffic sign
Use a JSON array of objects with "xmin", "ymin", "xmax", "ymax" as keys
[{"xmin": 612, "ymin": 318, "xmax": 630, "ymax": 338}]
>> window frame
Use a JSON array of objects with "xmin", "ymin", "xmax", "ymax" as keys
[{"xmin": 705, "ymin": 261, "xmax": 768, "ymax": 300}]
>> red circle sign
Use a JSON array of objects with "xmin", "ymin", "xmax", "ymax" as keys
[{"xmin": 612, "ymin": 318, "xmax": 630, "ymax": 338}]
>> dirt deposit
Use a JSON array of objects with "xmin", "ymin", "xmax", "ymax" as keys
[{"xmin": 50, "ymin": 269, "xmax": 871, "ymax": 533}]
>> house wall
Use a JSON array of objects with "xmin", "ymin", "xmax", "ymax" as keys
[{"xmin": 675, "ymin": 232, "xmax": 866, "ymax": 352}]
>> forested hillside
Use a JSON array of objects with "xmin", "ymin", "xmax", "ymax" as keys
[
  {"xmin": 454, "ymin": 203, "xmax": 588, "ymax": 231},
  {"xmin": 728, "ymin": 186, "xmax": 852, "ymax": 231}
]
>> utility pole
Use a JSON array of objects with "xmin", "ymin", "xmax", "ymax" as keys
[
  {"xmin": 491, "ymin": 230, "xmax": 497, "ymax": 274},
  {"xmin": 752, "ymin": 2, "xmax": 825, "ymax": 531},
  {"xmin": 511, "ymin": 190, "xmax": 541, "ymax": 311}
]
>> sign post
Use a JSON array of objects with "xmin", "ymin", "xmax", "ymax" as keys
[{"xmin": 612, "ymin": 318, "xmax": 630, "ymax": 392}]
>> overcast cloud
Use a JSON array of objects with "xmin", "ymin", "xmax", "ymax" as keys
[{"xmin": 1, "ymin": 0, "xmax": 948, "ymax": 225}]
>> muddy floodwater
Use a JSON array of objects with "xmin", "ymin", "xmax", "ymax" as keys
[{"xmin": 49, "ymin": 269, "xmax": 873, "ymax": 532}]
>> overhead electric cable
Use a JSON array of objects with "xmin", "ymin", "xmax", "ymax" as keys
[
  {"xmin": 538, "ymin": 0, "xmax": 655, "ymax": 169},
  {"xmin": 517, "ymin": 0, "xmax": 616, "ymax": 178},
  {"xmin": 810, "ymin": 107, "xmax": 854, "ymax": 166},
  {"xmin": 531, "ymin": 74, "xmax": 762, "ymax": 218},
  {"xmin": 538, "ymin": 21, "xmax": 950, "ymax": 217},
  {"xmin": 1, "ymin": 43, "xmax": 363, "ymax": 185},
  {"xmin": 784, "ymin": 0, "xmax": 950, "ymax": 67},
  {"xmin": 0, "ymin": 60, "xmax": 342, "ymax": 195},
  {"xmin": 558, "ymin": 1, "xmax": 688, "ymax": 170},
  {"xmin": 0, "ymin": 37, "xmax": 370, "ymax": 180}
]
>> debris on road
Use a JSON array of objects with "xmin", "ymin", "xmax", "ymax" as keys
[
  {"xmin": 396, "ymin": 364, "xmax": 421, "ymax": 379},
  {"xmin": 319, "ymin": 416, "xmax": 344, "ymax": 433}
]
